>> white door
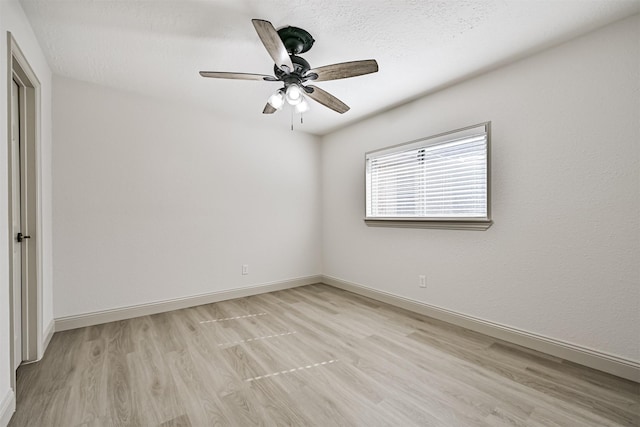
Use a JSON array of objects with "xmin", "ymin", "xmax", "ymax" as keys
[{"xmin": 11, "ymin": 78, "xmax": 23, "ymax": 371}]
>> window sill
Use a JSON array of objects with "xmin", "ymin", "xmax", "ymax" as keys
[{"xmin": 364, "ymin": 218, "xmax": 493, "ymax": 231}]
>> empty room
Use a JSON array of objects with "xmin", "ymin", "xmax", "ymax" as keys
[{"xmin": 1, "ymin": 0, "xmax": 639, "ymax": 426}]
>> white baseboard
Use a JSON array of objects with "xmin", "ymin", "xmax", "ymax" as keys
[
  {"xmin": 321, "ymin": 275, "xmax": 640, "ymax": 383},
  {"xmin": 0, "ymin": 389, "xmax": 16, "ymax": 427},
  {"xmin": 55, "ymin": 275, "xmax": 322, "ymax": 332}
]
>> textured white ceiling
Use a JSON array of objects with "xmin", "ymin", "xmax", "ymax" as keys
[{"xmin": 20, "ymin": 0, "xmax": 640, "ymax": 135}]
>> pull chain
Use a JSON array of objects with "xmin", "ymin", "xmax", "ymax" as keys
[{"xmin": 290, "ymin": 107, "xmax": 294, "ymax": 131}]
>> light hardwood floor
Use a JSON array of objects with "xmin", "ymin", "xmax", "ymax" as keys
[{"xmin": 9, "ymin": 284, "xmax": 639, "ymax": 426}]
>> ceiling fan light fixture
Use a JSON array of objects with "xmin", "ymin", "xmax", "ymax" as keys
[
  {"xmin": 285, "ymin": 84, "xmax": 303, "ymax": 105},
  {"xmin": 267, "ymin": 90, "xmax": 285, "ymax": 109}
]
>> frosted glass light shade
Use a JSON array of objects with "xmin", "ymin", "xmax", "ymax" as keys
[
  {"xmin": 267, "ymin": 90, "xmax": 285, "ymax": 109},
  {"xmin": 285, "ymin": 85, "xmax": 302, "ymax": 105},
  {"xmin": 295, "ymin": 97, "xmax": 310, "ymax": 113}
]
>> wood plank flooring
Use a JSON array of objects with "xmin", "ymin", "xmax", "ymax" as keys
[{"xmin": 9, "ymin": 284, "xmax": 640, "ymax": 426}]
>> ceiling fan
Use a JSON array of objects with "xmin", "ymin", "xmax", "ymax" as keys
[{"xmin": 200, "ymin": 19, "xmax": 378, "ymax": 115}]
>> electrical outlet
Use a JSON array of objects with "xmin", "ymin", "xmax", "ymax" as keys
[
  {"xmin": 419, "ymin": 275, "xmax": 426, "ymax": 288},
  {"xmin": 242, "ymin": 264, "xmax": 249, "ymax": 275}
]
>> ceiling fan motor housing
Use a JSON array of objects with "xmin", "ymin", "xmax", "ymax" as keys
[{"xmin": 274, "ymin": 55, "xmax": 312, "ymax": 84}]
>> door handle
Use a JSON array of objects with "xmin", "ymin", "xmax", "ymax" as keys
[{"xmin": 17, "ymin": 232, "xmax": 31, "ymax": 242}]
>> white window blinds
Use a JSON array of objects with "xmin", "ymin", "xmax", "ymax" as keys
[{"xmin": 366, "ymin": 123, "xmax": 489, "ymax": 220}]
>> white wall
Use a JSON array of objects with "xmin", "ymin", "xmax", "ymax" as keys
[
  {"xmin": 321, "ymin": 15, "xmax": 639, "ymax": 363},
  {"xmin": 52, "ymin": 76, "xmax": 321, "ymax": 318},
  {"xmin": 0, "ymin": 0, "xmax": 53, "ymax": 423}
]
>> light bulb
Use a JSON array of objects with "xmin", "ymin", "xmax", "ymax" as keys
[
  {"xmin": 295, "ymin": 97, "xmax": 310, "ymax": 113},
  {"xmin": 267, "ymin": 90, "xmax": 285, "ymax": 109},
  {"xmin": 285, "ymin": 84, "xmax": 302, "ymax": 105}
]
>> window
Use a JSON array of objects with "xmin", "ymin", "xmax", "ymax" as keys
[{"xmin": 365, "ymin": 122, "xmax": 492, "ymax": 230}]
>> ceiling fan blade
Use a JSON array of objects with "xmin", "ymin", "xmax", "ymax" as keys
[
  {"xmin": 263, "ymin": 103, "xmax": 277, "ymax": 114},
  {"xmin": 199, "ymin": 71, "xmax": 277, "ymax": 81},
  {"xmin": 305, "ymin": 85, "xmax": 350, "ymax": 114},
  {"xmin": 252, "ymin": 19, "xmax": 294, "ymax": 73},
  {"xmin": 307, "ymin": 59, "xmax": 378, "ymax": 82}
]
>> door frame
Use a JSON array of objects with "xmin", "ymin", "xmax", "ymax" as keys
[{"xmin": 7, "ymin": 32, "xmax": 42, "ymax": 390}]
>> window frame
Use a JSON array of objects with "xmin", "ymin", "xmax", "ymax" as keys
[{"xmin": 364, "ymin": 122, "xmax": 492, "ymax": 230}]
